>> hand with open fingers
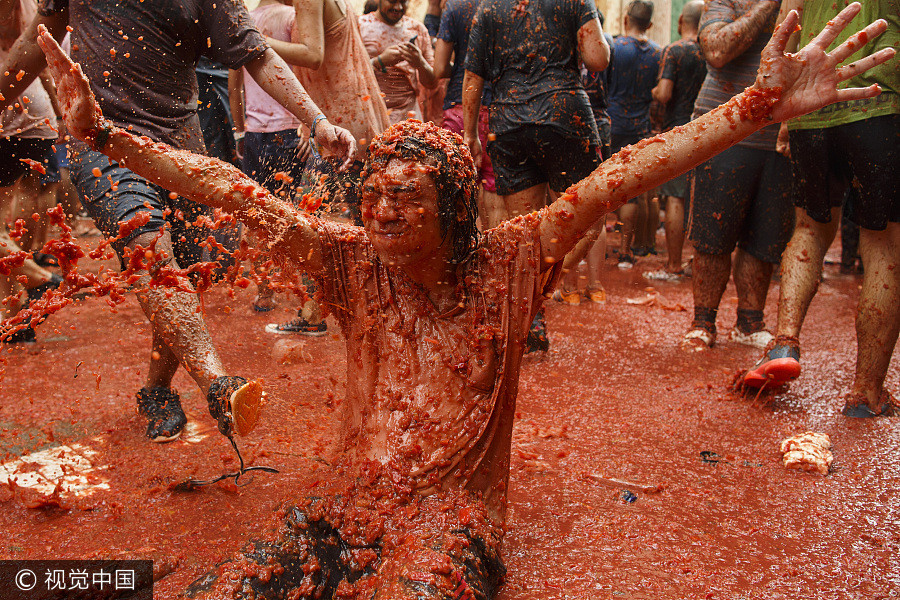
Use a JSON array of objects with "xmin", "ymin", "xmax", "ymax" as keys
[
  {"xmin": 36, "ymin": 24, "xmax": 106, "ymax": 147},
  {"xmin": 757, "ymin": 2, "xmax": 896, "ymax": 124},
  {"xmin": 315, "ymin": 120, "xmax": 358, "ymax": 170}
]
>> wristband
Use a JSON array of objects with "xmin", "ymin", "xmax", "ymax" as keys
[
  {"xmin": 93, "ymin": 119, "xmax": 114, "ymax": 152},
  {"xmin": 376, "ymin": 55, "xmax": 387, "ymax": 73},
  {"xmin": 233, "ymin": 130, "xmax": 245, "ymax": 142},
  {"xmin": 309, "ymin": 113, "xmax": 328, "ymax": 160}
]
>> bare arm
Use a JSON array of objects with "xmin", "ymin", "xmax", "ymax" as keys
[
  {"xmin": 38, "ymin": 26, "xmax": 323, "ymax": 273},
  {"xmin": 577, "ymin": 18, "xmax": 610, "ymax": 72},
  {"xmin": 433, "ymin": 39, "xmax": 454, "ymax": 80},
  {"xmin": 228, "ymin": 69, "xmax": 245, "ymax": 135},
  {"xmin": 700, "ymin": 0, "xmax": 780, "ymax": 69},
  {"xmin": 0, "ymin": 10, "xmax": 67, "ymax": 101},
  {"xmin": 461, "ymin": 69, "xmax": 485, "ymax": 168},
  {"xmin": 263, "ymin": 0, "xmax": 326, "ymax": 70},
  {"xmin": 539, "ymin": 4, "xmax": 894, "ymax": 270},
  {"xmin": 227, "ymin": 69, "xmax": 245, "ymax": 159},
  {"xmin": 242, "ymin": 48, "xmax": 356, "ymax": 168},
  {"xmin": 652, "ymin": 77, "xmax": 674, "ymax": 104}
]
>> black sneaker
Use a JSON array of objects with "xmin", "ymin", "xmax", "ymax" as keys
[
  {"xmin": 32, "ymin": 252, "xmax": 59, "ymax": 268},
  {"xmin": 1, "ymin": 325, "xmax": 36, "ymax": 344},
  {"xmin": 136, "ymin": 387, "xmax": 187, "ymax": 442},
  {"xmin": 525, "ymin": 311, "xmax": 549, "ymax": 353},
  {"xmin": 27, "ymin": 273, "xmax": 64, "ymax": 303},
  {"xmin": 265, "ymin": 318, "xmax": 327, "ymax": 336}
]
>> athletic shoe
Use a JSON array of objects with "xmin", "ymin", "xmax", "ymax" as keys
[
  {"xmin": 643, "ymin": 269, "xmax": 684, "ymax": 282},
  {"xmin": 742, "ymin": 343, "xmax": 801, "ymax": 389},
  {"xmin": 682, "ymin": 327, "xmax": 715, "ymax": 352},
  {"xmin": 585, "ymin": 287, "xmax": 607, "ymax": 304},
  {"xmin": 1, "ymin": 325, "xmax": 36, "ymax": 344},
  {"xmin": 552, "ymin": 289, "xmax": 582, "ymax": 306},
  {"xmin": 525, "ymin": 311, "xmax": 549, "ymax": 353},
  {"xmin": 617, "ymin": 254, "xmax": 636, "ymax": 269},
  {"xmin": 728, "ymin": 327, "xmax": 774, "ymax": 349},
  {"xmin": 136, "ymin": 387, "xmax": 187, "ymax": 442},
  {"xmin": 265, "ymin": 318, "xmax": 327, "ymax": 336},
  {"xmin": 32, "ymin": 251, "xmax": 58, "ymax": 268},
  {"xmin": 841, "ymin": 390, "xmax": 896, "ymax": 418},
  {"xmin": 27, "ymin": 273, "xmax": 64, "ymax": 303},
  {"xmin": 632, "ymin": 246, "xmax": 650, "ymax": 257}
]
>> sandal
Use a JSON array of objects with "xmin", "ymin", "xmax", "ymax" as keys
[
  {"xmin": 743, "ymin": 342, "xmax": 800, "ymax": 389},
  {"xmin": 585, "ymin": 287, "xmax": 607, "ymax": 304},
  {"xmin": 552, "ymin": 289, "xmax": 582, "ymax": 306},
  {"xmin": 841, "ymin": 390, "xmax": 896, "ymax": 418},
  {"xmin": 207, "ymin": 376, "xmax": 265, "ymax": 437}
]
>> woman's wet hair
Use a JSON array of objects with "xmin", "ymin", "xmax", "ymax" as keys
[{"xmin": 361, "ymin": 120, "xmax": 480, "ymax": 265}]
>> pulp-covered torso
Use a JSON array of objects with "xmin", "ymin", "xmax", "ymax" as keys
[{"xmin": 313, "ymin": 212, "xmax": 557, "ymax": 520}]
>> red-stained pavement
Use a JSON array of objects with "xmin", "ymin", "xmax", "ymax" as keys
[{"xmin": 0, "ymin": 232, "xmax": 897, "ymax": 599}]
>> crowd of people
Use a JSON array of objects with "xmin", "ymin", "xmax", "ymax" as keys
[{"xmin": 0, "ymin": 0, "xmax": 896, "ymax": 597}]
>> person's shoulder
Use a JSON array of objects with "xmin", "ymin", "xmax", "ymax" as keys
[{"xmin": 404, "ymin": 16, "xmax": 430, "ymax": 34}]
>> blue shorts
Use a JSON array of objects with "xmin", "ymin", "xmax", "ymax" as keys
[{"xmin": 70, "ymin": 145, "xmax": 240, "ymax": 268}]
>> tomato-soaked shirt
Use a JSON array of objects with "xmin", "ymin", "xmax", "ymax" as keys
[
  {"xmin": 39, "ymin": 0, "xmax": 267, "ymax": 153},
  {"xmin": 693, "ymin": 0, "xmax": 779, "ymax": 151},
  {"xmin": 311, "ymin": 211, "xmax": 560, "ymax": 522}
]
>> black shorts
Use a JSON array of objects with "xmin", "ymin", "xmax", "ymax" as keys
[
  {"xmin": 0, "ymin": 137, "xmax": 54, "ymax": 187},
  {"xmin": 488, "ymin": 125, "xmax": 601, "ymax": 196},
  {"xmin": 70, "ymin": 146, "xmax": 239, "ymax": 268},
  {"xmin": 689, "ymin": 144, "xmax": 793, "ymax": 264},
  {"xmin": 186, "ymin": 491, "xmax": 506, "ymax": 600},
  {"xmin": 788, "ymin": 114, "xmax": 900, "ymax": 230}
]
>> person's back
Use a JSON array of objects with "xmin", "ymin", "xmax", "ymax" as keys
[
  {"xmin": 607, "ymin": 33, "xmax": 662, "ymax": 137},
  {"xmin": 657, "ymin": 36, "xmax": 705, "ymax": 131},
  {"xmin": 467, "ymin": 0, "xmax": 596, "ymax": 138},
  {"xmin": 437, "ymin": 0, "xmax": 490, "ymax": 111}
]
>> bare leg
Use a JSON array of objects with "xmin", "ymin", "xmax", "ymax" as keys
[
  {"xmin": 618, "ymin": 201, "xmax": 637, "ymax": 258},
  {"xmin": 32, "ymin": 180, "xmax": 59, "ymax": 252},
  {"xmin": 479, "ymin": 189, "xmax": 506, "ymax": 229},
  {"xmin": 775, "ymin": 207, "xmax": 840, "ymax": 339},
  {"xmin": 128, "ymin": 231, "xmax": 227, "ymax": 395},
  {"xmin": 733, "ymin": 249, "xmax": 774, "ymax": 314},
  {"xmin": 848, "ymin": 223, "xmax": 900, "ymax": 412},
  {"xmin": 642, "ymin": 193, "xmax": 660, "ymax": 252},
  {"xmin": 10, "ymin": 172, "xmax": 41, "ymax": 251},
  {"xmin": 504, "ymin": 183, "xmax": 547, "ymax": 220},
  {"xmin": 663, "ymin": 195, "xmax": 686, "ymax": 272},
  {"xmin": 585, "ymin": 226, "xmax": 607, "ymax": 294},
  {"xmin": 692, "ymin": 251, "xmax": 731, "ymax": 316}
]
